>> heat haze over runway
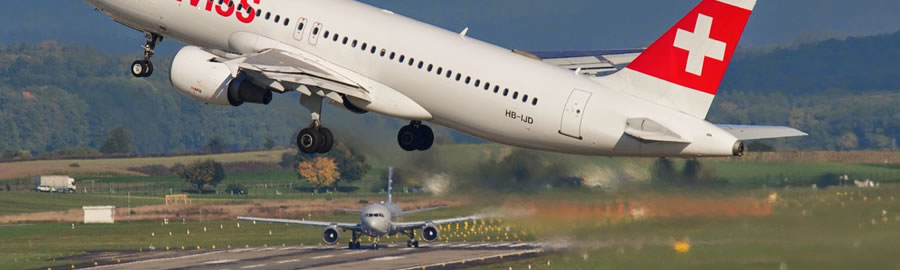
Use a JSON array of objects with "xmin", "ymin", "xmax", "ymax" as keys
[{"xmin": 75, "ymin": 242, "xmax": 542, "ymax": 270}]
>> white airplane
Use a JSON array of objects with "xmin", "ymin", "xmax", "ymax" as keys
[
  {"xmin": 239, "ymin": 168, "xmax": 480, "ymax": 249},
  {"xmin": 84, "ymin": 0, "xmax": 805, "ymax": 157}
]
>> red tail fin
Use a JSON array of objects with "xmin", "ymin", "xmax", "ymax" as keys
[{"xmin": 627, "ymin": 0, "xmax": 755, "ymax": 95}]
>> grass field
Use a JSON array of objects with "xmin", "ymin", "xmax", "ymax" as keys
[{"xmin": 2, "ymin": 187, "xmax": 900, "ymax": 269}]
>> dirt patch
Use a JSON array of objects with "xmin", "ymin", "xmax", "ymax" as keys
[{"xmin": 0, "ymin": 198, "xmax": 465, "ymax": 224}]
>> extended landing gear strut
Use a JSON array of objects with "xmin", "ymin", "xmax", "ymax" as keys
[
  {"xmin": 348, "ymin": 231, "xmax": 362, "ymax": 249},
  {"xmin": 397, "ymin": 121, "xmax": 434, "ymax": 152},
  {"xmin": 131, "ymin": 32, "xmax": 163, "ymax": 78},
  {"xmin": 298, "ymin": 95, "xmax": 335, "ymax": 154},
  {"xmin": 402, "ymin": 229, "xmax": 420, "ymax": 248}
]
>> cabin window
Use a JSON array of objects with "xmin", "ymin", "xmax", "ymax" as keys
[
  {"xmin": 418, "ymin": 61, "xmax": 424, "ymax": 69},
  {"xmin": 323, "ymin": 31, "xmax": 329, "ymax": 39},
  {"xmin": 333, "ymin": 34, "xmax": 339, "ymax": 42},
  {"xmin": 380, "ymin": 49, "xmax": 387, "ymax": 57},
  {"xmin": 522, "ymin": 94, "xmax": 528, "ymax": 103},
  {"xmin": 447, "ymin": 70, "xmax": 452, "ymax": 78},
  {"xmin": 342, "ymin": 37, "xmax": 349, "ymax": 44},
  {"xmin": 456, "ymin": 74, "xmax": 462, "ymax": 81},
  {"xmin": 265, "ymin": 12, "xmax": 271, "ymax": 20},
  {"xmin": 399, "ymin": 55, "xmax": 405, "ymax": 63},
  {"xmin": 532, "ymin": 98, "xmax": 538, "ymax": 106},
  {"xmin": 474, "ymin": 79, "xmax": 481, "ymax": 87},
  {"xmin": 465, "ymin": 76, "xmax": 471, "ymax": 84},
  {"xmin": 371, "ymin": 46, "xmax": 377, "ymax": 54},
  {"xmin": 284, "ymin": 18, "xmax": 290, "ymax": 26},
  {"xmin": 427, "ymin": 64, "xmax": 434, "ymax": 72},
  {"xmin": 503, "ymin": 88, "xmax": 509, "ymax": 96},
  {"xmin": 275, "ymin": 15, "xmax": 280, "ymax": 23},
  {"xmin": 409, "ymin": 58, "xmax": 415, "ymax": 66},
  {"xmin": 484, "ymin": 82, "xmax": 490, "ymax": 91},
  {"xmin": 390, "ymin": 52, "xmax": 396, "ymax": 60},
  {"xmin": 494, "ymin": 86, "xmax": 500, "ymax": 93},
  {"xmin": 513, "ymin": 92, "xmax": 519, "ymax": 99},
  {"xmin": 351, "ymin": 40, "xmax": 358, "ymax": 48}
]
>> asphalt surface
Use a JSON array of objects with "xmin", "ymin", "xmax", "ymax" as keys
[{"xmin": 74, "ymin": 242, "xmax": 542, "ymax": 270}]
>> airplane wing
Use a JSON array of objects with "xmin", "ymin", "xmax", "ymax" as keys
[
  {"xmin": 392, "ymin": 215, "xmax": 481, "ymax": 231},
  {"xmin": 397, "ymin": 206, "xmax": 447, "ymax": 217},
  {"xmin": 237, "ymin": 216, "xmax": 359, "ymax": 231},
  {"xmin": 515, "ymin": 49, "xmax": 644, "ymax": 76},
  {"xmin": 716, "ymin": 125, "xmax": 808, "ymax": 140},
  {"xmin": 227, "ymin": 49, "xmax": 371, "ymax": 104}
]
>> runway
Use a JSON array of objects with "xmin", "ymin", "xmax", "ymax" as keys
[{"xmin": 67, "ymin": 242, "xmax": 542, "ymax": 270}]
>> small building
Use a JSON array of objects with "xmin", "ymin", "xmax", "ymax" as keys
[{"xmin": 83, "ymin": 206, "xmax": 115, "ymax": 224}]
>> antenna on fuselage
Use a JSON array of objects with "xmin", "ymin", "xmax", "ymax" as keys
[{"xmin": 387, "ymin": 167, "xmax": 393, "ymax": 204}]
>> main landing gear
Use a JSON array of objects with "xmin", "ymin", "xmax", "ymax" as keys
[
  {"xmin": 297, "ymin": 122, "xmax": 334, "ymax": 154},
  {"xmin": 132, "ymin": 32, "xmax": 162, "ymax": 78},
  {"xmin": 402, "ymin": 229, "xmax": 421, "ymax": 248},
  {"xmin": 348, "ymin": 231, "xmax": 362, "ymax": 249},
  {"xmin": 397, "ymin": 121, "xmax": 434, "ymax": 152},
  {"xmin": 298, "ymin": 95, "xmax": 336, "ymax": 154}
]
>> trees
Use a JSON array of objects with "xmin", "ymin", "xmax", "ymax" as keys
[
  {"xmin": 99, "ymin": 127, "xmax": 132, "ymax": 155},
  {"xmin": 295, "ymin": 143, "xmax": 371, "ymax": 183},
  {"xmin": 206, "ymin": 137, "xmax": 227, "ymax": 153},
  {"xmin": 297, "ymin": 157, "xmax": 340, "ymax": 189},
  {"xmin": 263, "ymin": 137, "xmax": 276, "ymax": 150},
  {"xmin": 174, "ymin": 159, "xmax": 226, "ymax": 192}
]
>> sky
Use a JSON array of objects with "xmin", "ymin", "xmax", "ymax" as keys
[{"xmin": 1, "ymin": 0, "xmax": 898, "ymax": 54}]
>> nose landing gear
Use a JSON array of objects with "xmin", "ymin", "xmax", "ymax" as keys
[
  {"xmin": 132, "ymin": 32, "xmax": 162, "ymax": 78},
  {"xmin": 397, "ymin": 121, "xmax": 434, "ymax": 152}
]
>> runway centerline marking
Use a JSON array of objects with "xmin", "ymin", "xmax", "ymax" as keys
[
  {"xmin": 370, "ymin": 256, "xmax": 405, "ymax": 261},
  {"xmin": 342, "ymin": 250, "xmax": 368, "ymax": 255},
  {"xmin": 203, "ymin": 259, "xmax": 238, "ymax": 264},
  {"xmin": 276, "ymin": 259, "xmax": 300, "ymax": 264},
  {"xmin": 311, "ymin": 255, "xmax": 335, "ymax": 259},
  {"xmin": 241, "ymin": 264, "xmax": 266, "ymax": 269}
]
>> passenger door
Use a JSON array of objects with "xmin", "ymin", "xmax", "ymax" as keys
[{"xmin": 559, "ymin": 89, "xmax": 592, "ymax": 139}]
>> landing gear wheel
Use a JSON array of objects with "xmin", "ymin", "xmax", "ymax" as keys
[
  {"xmin": 373, "ymin": 242, "xmax": 379, "ymax": 250},
  {"xmin": 349, "ymin": 241, "xmax": 355, "ymax": 249},
  {"xmin": 413, "ymin": 241, "xmax": 419, "ymax": 248},
  {"xmin": 397, "ymin": 126, "xmax": 418, "ymax": 152},
  {"xmin": 131, "ymin": 60, "xmax": 153, "ymax": 77},
  {"xmin": 317, "ymin": 128, "xmax": 334, "ymax": 154},
  {"xmin": 415, "ymin": 125, "xmax": 434, "ymax": 151},
  {"xmin": 297, "ymin": 128, "xmax": 322, "ymax": 154}
]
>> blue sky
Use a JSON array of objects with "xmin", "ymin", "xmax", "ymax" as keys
[{"xmin": 2, "ymin": 0, "xmax": 898, "ymax": 53}]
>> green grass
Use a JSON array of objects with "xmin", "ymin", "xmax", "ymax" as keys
[
  {"xmin": 708, "ymin": 161, "xmax": 900, "ymax": 186},
  {"xmin": 3, "ymin": 188, "xmax": 900, "ymax": 269},
  {"xmin": 0, "ymin": 193, "xmax": 164, "ymax": 216}
]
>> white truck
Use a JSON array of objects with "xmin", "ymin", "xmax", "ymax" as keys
[{"xmin": 33, "ymin": 175, "xmax": 76, "ymax": 193}]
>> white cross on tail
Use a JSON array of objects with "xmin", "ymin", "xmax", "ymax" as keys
[{"xmin": 673, "ymin": 14, "xmax": 726, "ymax": 76}]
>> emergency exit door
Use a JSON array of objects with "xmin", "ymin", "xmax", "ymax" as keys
[{"xmin": 559, "ymin": 89, "xmax": 592, "ymax": 139}]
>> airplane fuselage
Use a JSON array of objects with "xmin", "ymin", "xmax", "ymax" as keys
[{"xmin": 84, "ymin": 0, "xmax": 742, "ymax": 157}]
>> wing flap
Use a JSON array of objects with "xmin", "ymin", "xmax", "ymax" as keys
[
  {"xmin": 235, "ymin": 49, "xmax": 372, "ymax": 103},
  {"xmin": 392, "ymin": 215, "xmax": 481, "ymax": 231},
  {"xmin": 717, "ymin": 125, "xmax": 808, "ymax": 140}
]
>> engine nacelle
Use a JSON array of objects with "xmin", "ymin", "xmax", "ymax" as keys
[
  {"xmin": 322, "ymin": 226, "xmax": 340, "ymax": 245},
  {"xmin": 422, "ymin": 224, "xmax": 440, "ymax": 242},
  {"xmin": 170, "ymin": 46, "xmax": 272, "ymax": 106}
]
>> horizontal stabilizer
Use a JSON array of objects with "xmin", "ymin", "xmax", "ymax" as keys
[{"xmin": 717, "ymin": 125, "xmax": 808, "ymax": 140}]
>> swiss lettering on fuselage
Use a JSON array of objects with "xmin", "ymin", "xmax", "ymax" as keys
[{"xmin": 177, "ymin": 0, "xmax": 260, "ymax": 23}]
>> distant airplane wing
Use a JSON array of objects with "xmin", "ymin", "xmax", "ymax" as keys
[
  {"xmin": 392, "ymin": 215, "xmax": 481, "ymax": 231},
  {"xmin": 515, "ymin": 49, "xmax": 644, "ymax": 76},
  {"xmin": 716, "ymin": 125, "xmax": 808, "ymax": 140},
  {"xmin": 397, "ymin": 206, "xmax": 447, "ymax": 217},
  {"xmin": 237, "ymin": 216, "xmax": 359, "ymax": 231}
]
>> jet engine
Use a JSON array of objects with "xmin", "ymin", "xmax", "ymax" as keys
[
  {"xmin": 170, "ymin": 46, "xmax": 272, "ymax": 107},
  {"xmin": 422, "ymin": 224, "xmax": 440, "ymax": 242},
  {"xmin": 322, "ymin": 226, "xmax": 340, "ymax": 245}
]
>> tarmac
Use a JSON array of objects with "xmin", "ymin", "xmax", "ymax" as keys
[{"xmin": 65, "ymin": 242, "xmax": 543, "ymax": 270}]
